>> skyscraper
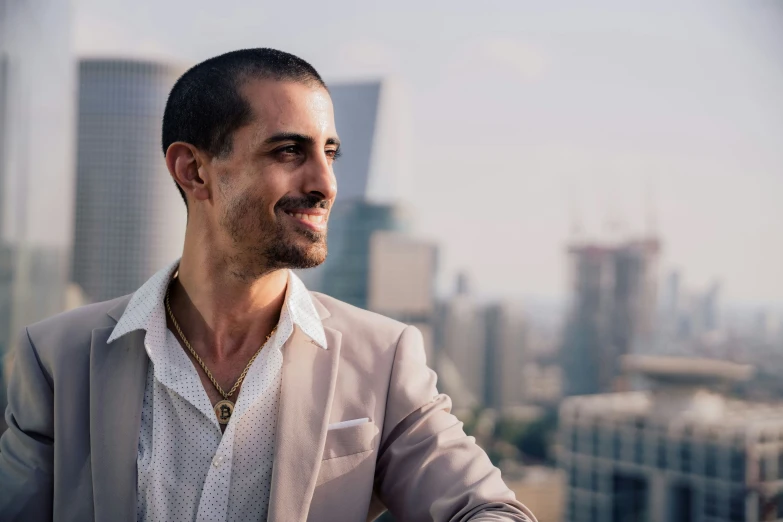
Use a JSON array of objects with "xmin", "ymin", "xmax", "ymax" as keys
[
  {"xmin": 0, "ymin": 0, "xmax": 76, "ymax": 428},
  {"xmin": 435, "ymin": 292, "xmax": 487, "ymax": 413},
  {"xmin": 0, "ymin": 50, "xmax": 7, "ymax": 233},
  {"xmin": 0, "ymin": 44, "xmax": 10, "ymax": 408},
  {"xmin": 367, "ymin": 230, "xmax": 438, "ymax": 360},
  {"xmin": 560, "ymin": 238, "xmax": 659, "ymax": 396},
  {"xmin": 71, "ymin": 59, "xmax": 186, "ymax": 303},
  {"xmin": 328, "ymin": 82, "xmax": 381, "ymax": 202},
  {"xmin": 484, "ymin": 301, "xmax": 527, "ymax": 411}
]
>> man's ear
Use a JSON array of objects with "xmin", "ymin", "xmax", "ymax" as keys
[{"xmin": 166, "ymin": 142, "xmax": 210, "ymax": 203}]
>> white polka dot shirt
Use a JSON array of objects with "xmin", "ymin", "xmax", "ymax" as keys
[{"xmin": 106, "ymin": 259, "xmax": 327, "ymax": 522}]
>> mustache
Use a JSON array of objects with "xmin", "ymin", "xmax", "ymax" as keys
[{"xmin": 275, "ymin": 194, "xmax": 330, "ymax": 212}]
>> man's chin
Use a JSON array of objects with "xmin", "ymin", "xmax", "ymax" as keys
[
  {"xmin": 268, "ymin": 241, "xmax": 327, "ymax": 270},
  {"xmin": 295, "ymin": 245, "xmax": 327, "ymax": 269}
]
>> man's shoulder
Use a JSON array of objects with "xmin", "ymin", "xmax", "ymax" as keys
[
  {"xmin": 309, "ymin": 291, "xmax": 409, "ymax": 342},
  {"xmin": 23, "ymin": 294, "xmax": 132, "ymax": 359}
]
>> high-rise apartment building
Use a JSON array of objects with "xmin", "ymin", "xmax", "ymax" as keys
[
  {"xmin": 367, "ymin": 230, "xmax": 438, "ymax": 360},
  {"xmin": 367, "ymin": 230, "xmax": 437, "ymax": 321},
  {"xmin": 435, "ymin": 292, "xmax": 487, "ymax": 413},
  {"xmin": 559, "ymin": 355, "xmax": 783, "ymax": 522},
  {"xmin": 0, "ymin": 34, "xmax": 9, "ymax": 423},
  {"xmin": 0, "ymin": 50, "xmax": 7, "ymax": 232},
  {"xmin": 71, "ymin": 59, "xmax": 186, "ymax": 303},
  {"xmin": 328, "ymin": 82, "xmax": 381, "ymax": 202},
  {"xmin": 1, "ymin": 0, "xmax": 75, "ymax": 319},
  {"xmin": 484, "ymin": 302, "xmax": 527, "ymax": 411},
  {"xmin": 0, "ymin": 0, "xmax": 76, "ymax": 426},
  {"xmin": 560, "ymin": 238, "xmax": 659, "ymax": 396}
]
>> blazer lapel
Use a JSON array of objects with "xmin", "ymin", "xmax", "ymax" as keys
[
  {"xmin": 268, "ymin": 323, "xmax": 342, "ymax": 522},
  {"xmin": 89, "ymin": 326, "xmax": 148, "ymax": 522}
]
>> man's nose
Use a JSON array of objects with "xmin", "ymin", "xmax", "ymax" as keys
[{"xmin": 303, "ymin": 153, "xmax": 337, "ymax": 201}]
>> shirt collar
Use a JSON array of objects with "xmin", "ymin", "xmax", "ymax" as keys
[{"xmin": 107, "ymin": 258, "xmax": 327, "ymax": 350}]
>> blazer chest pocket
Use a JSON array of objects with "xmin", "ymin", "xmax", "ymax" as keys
[
  {"xmin": 317, "ymin": 421, "xmax": 379, "ymax": 486},
  {"xmin": 323, "ymin": 420, "xmax": 379, "ymax": 459}
]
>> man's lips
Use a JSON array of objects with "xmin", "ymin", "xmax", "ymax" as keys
[{"xmin": 282, "ymin": 209, "xmax": 327, "ymax": 231}]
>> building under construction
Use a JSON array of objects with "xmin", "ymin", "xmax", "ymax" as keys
[{"xmin": 560, "ymin": 238, "xmax": 660, "ymax": 396}]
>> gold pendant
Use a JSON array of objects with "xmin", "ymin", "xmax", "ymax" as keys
[{"xmin": 214, "ymin": 399, "xmax": 234, "ymax": 425}]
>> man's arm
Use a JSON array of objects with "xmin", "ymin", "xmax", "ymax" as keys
[
  {"xmin": 0, "ymin": 328, "xmax": 54, "ymax": 521},
  {"xmin": 373, "ymin": 325, "xmax": 537, "ymax": 522}
]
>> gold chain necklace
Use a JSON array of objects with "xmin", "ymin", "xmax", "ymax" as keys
[{"xmin": 165, "ymin": 281, "xmax": 278, "ymax": 425}]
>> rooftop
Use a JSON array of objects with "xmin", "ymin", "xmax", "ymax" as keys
[
  {"xmin": 561, "ymin": 356, "xmax": 783, "ymax": 437},
  {"xmin": 622, "ymin": 354, "xmax": 754, "ymax": 386}
]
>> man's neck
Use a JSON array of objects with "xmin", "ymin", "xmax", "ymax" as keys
[{"xmin": 170, "ymin": 253, "xmax": 288, "ymax": 361}]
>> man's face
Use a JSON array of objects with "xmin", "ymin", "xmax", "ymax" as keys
[{"xmin": 206, "ymin": 79, "xmax": 339, "ymax": 277}]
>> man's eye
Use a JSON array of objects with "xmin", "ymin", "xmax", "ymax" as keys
[
  {"xmin": 280, "ymin": 145, "xmax": 299, "ymax": 155},
  {"xmin": 327, "ymin": 148, "xmax": 342, "ymax": 160}
]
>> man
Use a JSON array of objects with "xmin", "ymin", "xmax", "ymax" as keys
[{"xmin": 0, "ymin": 48, "xmax": 536, "ymax": 522}]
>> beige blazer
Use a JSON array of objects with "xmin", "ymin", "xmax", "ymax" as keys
[{"xmin": 0, "ymin": 290, "xmax": 536, "ymax": 522}]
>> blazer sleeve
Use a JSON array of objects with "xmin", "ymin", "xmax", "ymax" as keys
[
  {"xmin": 0, "ymin": 328, "xmax": 54, "ymax": 521},
  {"xmin": 373, "ymin": 325, "xmax": 537, "ymax": 522}
]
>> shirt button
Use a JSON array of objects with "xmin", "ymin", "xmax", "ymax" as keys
[{"xmin": 212, "ymin": 455, "xmax": 224, "ymax": 467}]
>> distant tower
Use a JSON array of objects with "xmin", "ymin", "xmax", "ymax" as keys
[
  {"xmin": 328, "ymin": 81, "xmax": 381, "ymax": 202},
  {"xmin": 560, "ymin": 238, "xmax": 660, "ymax": 395},
  {"xmin": 436, "ymin": 292, "xmax": 487, "ymax": 411},
  {"xmin": 484, "ymin": 302, "xmax": 527, "ymax": 410},
  {"xmin": 71, "ymin": 59, "xmax": 186, "ymax": 302},
  {"xmin": 0, "ymin": 51, "xmax": 7, "ymax": 236},
  {"xmin": 456, "ymin": 271, "xmax": 470, "ymax": 296},
  {"xmin": 703, "ymin": 280, "xmax": 721, "ymax": 332},
  {"xmin": 1, "ymin": 0, "xmax": 77, "ymax": 432}
]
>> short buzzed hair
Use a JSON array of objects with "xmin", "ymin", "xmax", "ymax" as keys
[{"xmin": 162, "ymin": 48, "xmax": 327, "ymax": 205}]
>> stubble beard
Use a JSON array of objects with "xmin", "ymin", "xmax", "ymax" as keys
[{"xmin": 219, "ymin": 192, "xmax": 328, "ymax": 281}]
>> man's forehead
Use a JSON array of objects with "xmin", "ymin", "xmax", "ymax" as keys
[{"xmin": 241, "ymin": 78, "xmax": 334, "ymax": 129}]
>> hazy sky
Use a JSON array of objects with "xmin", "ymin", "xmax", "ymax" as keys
[{"xmin": 73, "ymin": 0, "xmax": 783, "ymax": 305}]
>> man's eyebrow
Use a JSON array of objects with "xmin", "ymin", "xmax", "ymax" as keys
[
  {"xmin": 263, "ymin": 132, "xmax": 315, "ymax": 146},
  {"xmin": 263, "ymin": 132, "xmax": 341, "ymax": 148}
]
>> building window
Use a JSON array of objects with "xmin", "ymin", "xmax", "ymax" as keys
[
  {"xmin": 612, "ymin": 473, "xmax": 648, "ymax": 522},
  {"xmin": 705, "ymin": 444, "xmax": 718, "ymax": 478},
  {"xmin": 590, "ymin": 500, "xmax": 599, "ymax": 522},
  {"xmin": 680, "ymin": 441, "xmax": 691, "ymax": 474},
  {"xmin": 779, "ymin": 451, "xmax": 783, "ymax": 480},
  {"xmin": 591, "ymin": 468, "xmax": 600, "ymax": 491},
  {"xmin": 657, "ymin": 438, "xmax": 667, "ymax": 469},
  {"xmin": 731, "ymin": 449, "xmax": 746, "ymax": 483},
  {"xmin": 634, "ymin": 432, "xmax": 644, "ymax": 465},
  {"xmin": 729, "ymin": 492, "xmax": 745, "ymax": 522},
  {"xmin": 613, "ymin": 432, "xmax": 622, "ymax": 460},
  {"xmin": 704, "ymin": 491, "xmax": 719, "ymax": 517},
  {"xmin": 592, "ymin": 426, "xmax": 600, "ymax": 455}
]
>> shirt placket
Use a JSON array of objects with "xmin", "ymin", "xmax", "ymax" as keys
[
  {"xmin": 195, "ymin": 424, "xmax": 236, "ymax": 522},
  {"xmin": 193, "ymin": 338, "xmax": 283, "ymax": 522}
]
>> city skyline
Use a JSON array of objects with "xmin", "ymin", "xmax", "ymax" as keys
[{"xmin": 67, "ymin": 0, "xmax": 783, "ymax": 307}]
